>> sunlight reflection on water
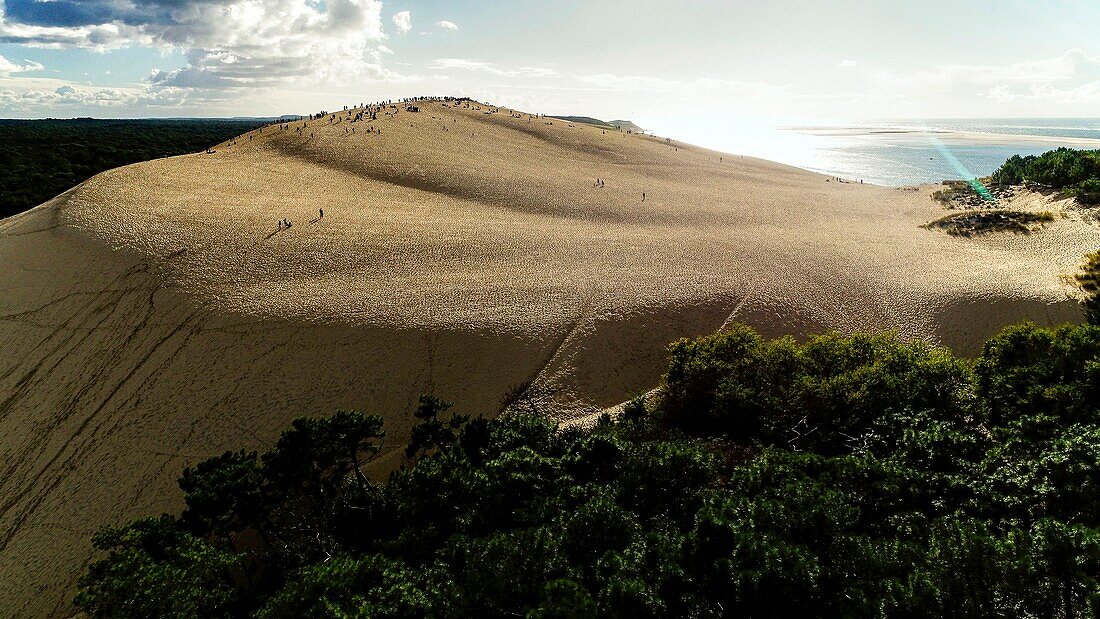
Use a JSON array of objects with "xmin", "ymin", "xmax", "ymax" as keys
[{"xmin": 643, "ymin": 115, "xmax": 1100, "ymax": 187}]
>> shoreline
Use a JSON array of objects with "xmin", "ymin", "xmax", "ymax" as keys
[
  {"xmin": 791, "ymin": 126, "xmax": 1100, "ymax": 147},
  {"xmin": 638, "ymin": 117, "xmax": 1100, "ymax": 189}
]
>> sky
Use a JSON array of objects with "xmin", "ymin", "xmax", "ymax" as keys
[{"xmin": 1, "ymin": 0, "xmax": 1099, "ymax": 133}]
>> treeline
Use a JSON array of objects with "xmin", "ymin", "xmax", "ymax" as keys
[
  {"xmin": 991, "ymin": 147, "xmax": 1100, "ymax": 204},
  {"xmin": 76, "ymin": 323, "xmax": 1100, "ymax": 618},
  {"xmin": 0, "ymin": 118, "xmax": 265, "ymax": 219}
]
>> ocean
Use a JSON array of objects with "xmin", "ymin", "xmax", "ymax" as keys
[
  {"xmin": 648, "ymin": 116, "xmax": 1100, "ymax": 188},
  {"xmin": 766, "ymin": 118, "xmax": 1100, "ymax": 187}
]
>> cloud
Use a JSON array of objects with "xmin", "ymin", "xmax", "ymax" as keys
[
  {"xmin": 577, "ymin": 73, "xmax": 787, "ymax": 97},
  {"xmin": 984, "ymin": 81, "xmax": 1100, "ymax": 105},
  {"xmin": 431, "ymin": 58, "xmax": 557, "ymax": 78},
  {"xmin": 0, "ymin": 80, "xmax": 192, "ymax": 113},
  {"xmin": 0, "ymin": 53, "xmax": 44, "ymax": 74},
  {"xmin": 436, "ymin": 20, "xmax": 457, "ymax": 31},
  {"xmin": 0, "ymin": 20, "xmax": 140, "ymax": 50},
  {"xmin": 0, "ymin": 0, "xmax": 403, "ymax": 95},
  {"xmin": 838, "ymin": 60, "xmax": 857, "ymax": 68},
  {"xmin": 149, "ymin": 65, "xmax": 233, "ymax": 90},
  {"xmin": 863, "ymin": 49, "xmax": 1100, "ymax": 107},
  {"xmin": 392, "ymin": 10, "xmax": 411, "ymax": 34}
]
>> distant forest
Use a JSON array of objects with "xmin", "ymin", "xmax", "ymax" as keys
[{"xmin": 0, "ymin": 118, "xmax": 266, "ymax": 219}]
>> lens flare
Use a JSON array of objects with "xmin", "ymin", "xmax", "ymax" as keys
[{"xmin": 927, "ymin": 132, "xmax": 995, "ymax": 201}]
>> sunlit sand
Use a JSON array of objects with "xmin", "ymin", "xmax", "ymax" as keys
[{"xmin": 0, "ymin": 99, "xmax": 1093, "ymax": 615}]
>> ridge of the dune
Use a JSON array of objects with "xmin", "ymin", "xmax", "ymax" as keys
[
  {"xmin": 53, "ymin": 99, "xmax": 1092, "ymax": 331},
  {"xmin": 0, "ymin": 98, "xmax": 1094, "ymax": 616}
]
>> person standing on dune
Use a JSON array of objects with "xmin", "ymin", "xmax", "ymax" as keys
[{"xmin": 319, "ymin": 208, "xmax": 324, "ymax": 219}]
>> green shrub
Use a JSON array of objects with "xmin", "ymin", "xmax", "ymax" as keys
[
  {"xmin": 661, "ymin": 326, "xmax": 970, "ymax": 455},
  {"xmin": 991, "ymin": 148, "xmax": 1100, "ymax": 205},
  {"xmin": 1074, "ymin": 178, "xmax": 1100, "ymax": 205}
]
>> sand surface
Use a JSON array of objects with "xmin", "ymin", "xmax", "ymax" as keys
[{"xmin": 0, "ymin": 99, "xmax": 1095, "ymax": 616}]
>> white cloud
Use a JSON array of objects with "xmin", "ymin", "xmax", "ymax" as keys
[
  {"xmin": 0, "ymin": 20, "xmax": 145, "ymax": 51},
  {"xmin": 0, "ymin": 54, "xmax": 44, "ymax": 75},
  {"xmin": 864, "ymin": 49, "xmax": 1100, "ymax": 107},
  {"xmin": 0, "ymin": 81, "xmax": 191, "ymax": 114},
  {"xmin": 984, "ymin": 81, "xmax": 1100, "ymax": 104},
  {"xmin": 0, "ymin": 0, "xmax": 403, "ymax": 97},
  {"xmin": 577, "ymin": 73, "xmax": 787, "ymax": 97},
  {"xmin": 431, "ymin": 58, "xmax": 557, "ymax": 78},
  {"xmin": 436, "ymin": 20, "xmax": 458, "ymax": 31},
  {"xmin": 392, "ymin": 10, "xmax": 411, "ymax": 34},
  {"xmin": 838, "ymin": 60, "xmax": 857, "ymax": 68}
]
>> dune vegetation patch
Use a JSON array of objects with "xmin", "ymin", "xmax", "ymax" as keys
[
  {"xmin": 931, "ymin": 179, "xmax": 1015, "ymax": 208},
  {"xmin": 1077, "ymin": 250, "xmax": 1100, "ymax": 323},
  {"xmin": 1078, "ymin": 250, "xmax": 1100, "ymax": 293},
  {"xmin": 924, "ymin": 210, "xmax": 1055, "ymax": 237}
]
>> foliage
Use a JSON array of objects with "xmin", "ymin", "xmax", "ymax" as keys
[
  {"xmin": 923, "ymin": 210, "xmax": 1055, "ymax": 236},
  {"xmin": 74, "ymin": 516, "xmax": 240, "ymax": 618},
  {"xmin": 1078, "ymin": 250, "xmax": 1100, "ymax": 326},
  {"xmin": 662, "ymin": 325, "xmax": 971, "ymax": 455},
  {"xmin": 991, "ymin": 148, "xmax": 1100, "ymax": 204},
  {"xmin": 0, "ymin": 118, "xmax": 265, "ymax": 218},
  {"xmin": 76, "ymin": 323, "xmax": 1100, "ymax": 618}
]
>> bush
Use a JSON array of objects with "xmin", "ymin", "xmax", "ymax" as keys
[
  {"xmin": 991, "ymin": 148, "xmax": 1100, "ymax": 204},
  {"xmin": 661, "ymin": 327, "xmax": 970, "ymax": 455},
  {"xmin": 1074, "ymin": 178, "xmax": 1100, "ymax": 205}
]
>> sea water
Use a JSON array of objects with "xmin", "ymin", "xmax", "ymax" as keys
[
  {"xmin": 649, "ymin": 116, "xmax": 1100, "ymax": 187},
  {"xmin": 765, "ymin": 119, "xmax": 1100, "ymax": 187}
]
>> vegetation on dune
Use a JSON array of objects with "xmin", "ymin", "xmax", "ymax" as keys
[
  {"xmin": 1077, "ymin": 250, "xmax": 1100, "ymax": 325},
  {"xmin": 991, "ymin": 148, "xmax": 1100, "ymax": 205},
  {"xmin": 923, "ymin": 209, "xmax": 1054, "ymax": 236},
  {"xmin": 0, "ymin": 118, "xmax": 265, "ymax": 219},
  {"xmin": 75, "ymin": 322, "xmax": 1100, "ymax": 618}
]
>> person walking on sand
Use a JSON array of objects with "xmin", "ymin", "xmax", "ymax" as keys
[
  {"xmin": 319, "ymin": 208, "xmax": 324, "ymax": 219},
  {"xmin": 642, "ymin": 192, "xmax": 646, "ymax": 202}
]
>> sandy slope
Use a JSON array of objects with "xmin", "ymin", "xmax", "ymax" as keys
[{"xmin": 0, "ymin": 99, "xmax": 1095, "ymax": 616}]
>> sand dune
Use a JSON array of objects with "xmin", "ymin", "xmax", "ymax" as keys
[{"xmin": 0, "ymin": 99, "xmax": 1094, "ymax": 616}]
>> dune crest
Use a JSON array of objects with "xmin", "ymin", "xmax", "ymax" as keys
[{"xmin": 0, "ymin": 99, "xmax": 1092, "ymax": 616}]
